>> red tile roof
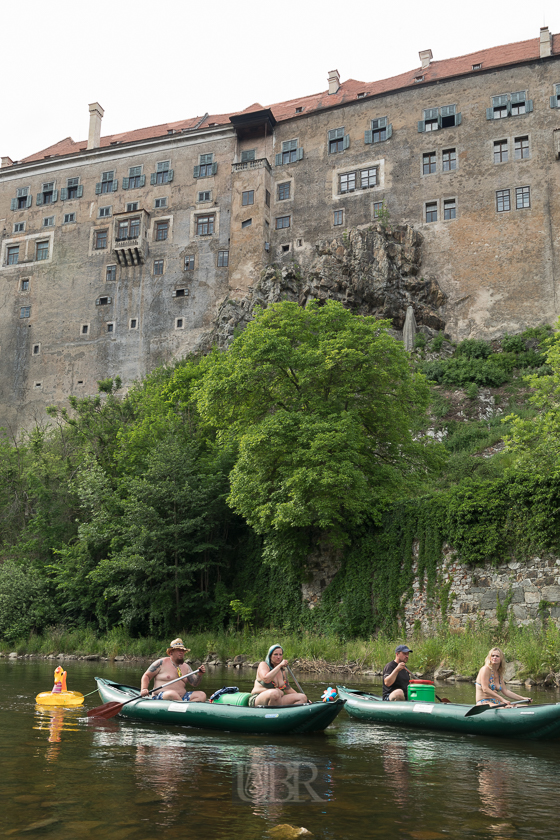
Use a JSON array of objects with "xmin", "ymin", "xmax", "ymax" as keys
[{"xmin": 20, "ymin": 32, "xmax": 557, "ymax": 163}]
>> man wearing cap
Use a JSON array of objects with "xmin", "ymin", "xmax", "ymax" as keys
[
  {"xmin": 140, "ymin": 638, "xmax": 206, "ymax": 702},
  {"xmin": 382, "ymin": 645, "xmax": 413, "ymax": 701}
]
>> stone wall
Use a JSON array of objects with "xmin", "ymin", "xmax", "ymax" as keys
[{"xmin": 403, "ymin": 544, "xmax": 560, "ymax": 632}]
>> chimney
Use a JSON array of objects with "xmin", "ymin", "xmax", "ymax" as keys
[
  {"xmin": 328, "ymin": 69, "xmax": 340, "ymax": 95},
  {"xmin": 87, "ymin": 102, "xmax": 105, "ymax": 150},
  {"xmin": 540, "ymin": 26, "xmax": 552, "ymax": 58},
  {"xmin": 1, "ymin": 157, "xmax": 13, "ymax": 168},
  {"xmin": 419, "ymin": 49, "xmax": 433, "ymax": 69}
]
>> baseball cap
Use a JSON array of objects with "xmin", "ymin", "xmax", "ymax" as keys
[{"xmin": 395, "ymin": 644, "xmax": 413, "ymax": 654}]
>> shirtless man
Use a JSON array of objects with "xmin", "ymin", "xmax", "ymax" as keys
[{"xmin": 140, "ymin": 638, "xmax": 206, "ymax": 702}]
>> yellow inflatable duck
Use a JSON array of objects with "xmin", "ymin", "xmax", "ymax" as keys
[{"xmin": 35, "ymin": 666, "xmax": 84, "ymax": 706}]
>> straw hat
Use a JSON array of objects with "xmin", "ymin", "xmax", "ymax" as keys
[{"xmin": 167, "ymin": 638, "xmax": 191, "ymax": 655}]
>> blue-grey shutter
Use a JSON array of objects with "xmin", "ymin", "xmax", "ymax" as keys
[
  {"xmin": 328, "ymin": 129, "xmax": 337, "ymax": 141},
  {"xmin": 551, "ymin": 95, "xmax": 559, "ymax": 108},
  {"xmin": 10, "ymin": 198, "xmax": 17, "ymax": 211},
  {"xmin": 424, "ymin": 108, "xmax": 439, "ymax": 120},
  {"xmin": 379, "ymin": 117, "xmax": 388, "ymax": 128},
  {"xmin": 343, "ymin": 134, "xmax": 350, "ymax": 150},
  {"xmin": 150, "ymin": 173, "xmax": 156, "ymax": 185},
  {"xmin": 364, "ymin": 130, "xmax": 373, "ymax": 144},
  {"xmin": 296, "ymin": 147, "xmax": 303, "ymax": 161},
  {"xmin": 275, "ymin": 153, "xmax": 282, "ymax": 166},
  {"xmin": 112, "ymin": 180, "xmax": 118, "ymax": 192},
  {"xmin": 511, "ymin": 91, "xmax": 525, "ymax": 104},
  {"xmin": 526, "ymin": 100, "xmax": 533, "ymax": 113},
  {"xmin": 386, "ymin": 123, "xmax": 393, "ymax": 139},
  {"xmin": 486, "ymin": 108, "xmax": 493, "ymax": 120},
  {"xmin": 440, "ymin": 105, "xmax": 456, "ymax": 117},
  {"xmin": 193, "ymin": 166, "xmax": 200, "ymax": 178},
  {"xmin": 36, "ymin": 193, "xmax": 44, "ymax": 205},
  {"xmin": 493, "ymin": 95, "xmax": 509, "ymax": 107},
  {"xmin": 167, "ymin": 169, "xmax": 174, "ymax": 182},
  {"xmin": 26, "ymin": 195, "xmax": 32, "ymax": 208},
  {"xmin": 139, "ymin": 175, "xmax": 146, "ymax": 187},
  {"xmin": 52, "ymin": 189, "xmax": 58, "ymax": 202},
  {"xmin": 122, "ymin": 177, "xmax": 129, "ymax": 189},
  {"xmin": 60, "ymin": 188, "xmax": 68, "ymax": 200},
  {"xmin": 96, "ymin": 298, "xmax": 100, "ymax": 306},
  {"xmin": 95, "ymin": 183, "xmax": 102, "ymax": 195},
  {"xmin": 77, "ymin": 185, "xmax": 83, "ymax": 198},
  {"xmin": 211, "ymin": 162, "xmax": 218, "ymax": 175},
  {"xmin": 455, "ymin": 112, "xmax": 462, "ymax": 126},
  {"xmin": 418, "ymin": 121, "xmax": 426, "ymax": 132}
]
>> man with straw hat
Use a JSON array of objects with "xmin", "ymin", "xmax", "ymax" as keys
[{"xmin": 140, "ymin": 638, "xmax": 207, "ymax": 702}]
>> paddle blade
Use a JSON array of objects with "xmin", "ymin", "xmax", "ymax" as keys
[
  {"xmin": 465, "ymin": 703, "xmax": 501, "ymax": 717},
  {"xmin": 87, "ymin": 701, "xmax": 123, "ymax": 719}
]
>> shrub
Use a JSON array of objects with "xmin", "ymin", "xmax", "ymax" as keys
[
  {"xmin": 431, "ymin": 332, "xmax": 445, "ymax": 352},
  {"xmin": 0, "ymin": 563, "xmax": 49, "ymax": 642},
  {"xmin": 414, "ymin": 333, "xmax": 427, "ymax": 350},
  {"xmin": 501, "ymin": 334, "xmax": 526, "ymax": 354},
  {"xmin": 455, "ymin": 339, "xmax": 491, "ymax": 360}
]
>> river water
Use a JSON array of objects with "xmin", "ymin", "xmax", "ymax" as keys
[{"xmin": 3, "ymin": 658, "xmax": 560, "ymax": 840}]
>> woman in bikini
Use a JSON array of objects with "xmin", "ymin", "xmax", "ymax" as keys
[
  {"xmin": 249, "ymin": 644, "xmax": 307, "ymax": 707},
  {"xmin": 475, "ymin": 647, "xmax": 530, "ymax": 707}
]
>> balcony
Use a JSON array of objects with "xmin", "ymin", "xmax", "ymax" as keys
[
  {"xmin": 231, "ymin": 157, "xmax": 271, "ymax": 174},
  {"xmin": 113, "ymin": 209, "xmax": 149, "ymax": 266}
]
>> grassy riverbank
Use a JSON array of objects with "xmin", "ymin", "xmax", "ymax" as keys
[{"xmin": 2, "ymin": 623, "xmax": 560, "ymax": 681}]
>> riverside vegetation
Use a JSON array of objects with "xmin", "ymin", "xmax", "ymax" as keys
[{"xmin": 1, "ymin": 300, "xmax": 560, "ymax": 678}]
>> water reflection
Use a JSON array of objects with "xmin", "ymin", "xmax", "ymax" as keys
[{"xmin": 33, "ymin": 705, "xmax": 81, "ymax": 762}]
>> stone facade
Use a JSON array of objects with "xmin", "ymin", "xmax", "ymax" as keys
[
  {"xmin": 2, "ymin": 30, "xmax": 560, "ymax": 430},
  {"xmin": 403, "ymin": 544, "xmax": 560, "ymax": 632}
]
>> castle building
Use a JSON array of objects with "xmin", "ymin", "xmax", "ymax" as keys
[{"xmin": 1, "ymin": 28, "xmax": 560, "ymax": 431}]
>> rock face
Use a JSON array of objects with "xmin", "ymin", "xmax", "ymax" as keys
[{"xmin": 208, "ymin": 224, "xmax": 447, "ymax": 350}]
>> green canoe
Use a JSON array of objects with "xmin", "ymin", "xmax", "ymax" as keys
[
  {"xmin": 336, "ymin": 686, "xmax": 560, "ymax": 741},
  {"xmin": 94, "ymin": 678, "xmax": 345, "ymax": 735}
]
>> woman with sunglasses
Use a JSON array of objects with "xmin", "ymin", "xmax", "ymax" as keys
[{"xmin": 475, "ymin": 647, "xmax": 530, "ymax": 707}]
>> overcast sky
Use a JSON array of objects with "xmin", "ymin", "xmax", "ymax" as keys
[{"xmin": 3, "ymin": 0, "xmax": 559, "ymax": 161}]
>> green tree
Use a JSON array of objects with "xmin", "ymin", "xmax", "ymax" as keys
[{"xmin": 195, "ymin": 300, "xmax": 442, "ymax": 556}]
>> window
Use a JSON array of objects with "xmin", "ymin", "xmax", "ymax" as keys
[
  {"xmin": 487, "ymin": 92, "xmax": 533, "ymax": 120},
  {"xmin": 153, "ymin": 259, "xmax": 164, "ymax": 275},
  {"xmin": 63, "ymin": 177, "xmax": 82, "ymax": 200},
  {"xmin": 123, "ymin": 166, "xmax": 145, "ymax": 190},
  {"xmin": 282, "ymin": 244, "xmax": 290, "ymax": 253},
  {"xmin": 43, "ymin": 216, "xmax": 55, "ymax": 227},
  {"xmin": 328, "ymin": 127, "xmax": 349, "ymax": 154},
  {"xmin": 98, "ymin": 206, "xmax": 111, "ymax": 218},
  {"xmin": 36, "ymin": 241, "xmax": 49, "ymax": 261},
  {"xmin": 82, "ymin": 324, "xmax": 89, "ymax": 335},
  {"xmin": 96, "ymin": 171, "xmax": 117, "ymax": 194},
  {"xmin": 197, "ymin": 191, "xmax": 211, "ymax": 202},
  {"xmin": 516, "ymin": 186, "xmax": 530, "ymax": 209},
  {"xmin": 129, "ymin": 318, "xmax": 138, "ymax": 329},
  {"xmin": 339, "ymin": 172, "xmax": 356, "ymax": 193},
  {"xmin": 365, "ymin": 117, "xmax": 392, "ymax": 144},
  {"xmin": 20, "ymin": 306, "xmax": 31, "ymax": 318},
  {"xmin": 155, "ymin": 221, "xmax": 169, "ymax": 241},
  {"xmin": 218, "ymin": 250, "xmax": 229, "ymax": 267},
  {"xmin": 117, "ymin": 217, "xmax": 140, "ymax": 240},
  {"xmin": 107, "ymin": 323, "xmax": 114, "ymax": 333},
  {"xmin": 472, "ymin": 63, "xmax": 482, "ymax": 70},
  {"xmin": 11, "ymin": 187, "xmax": 32, "ymax": 210},
  {"xmin": 184, "ymin": 255, "xmax": 195, "ymax": 270},
  {"xmin": 151, "ymin": 160, "xmax": 173, "ymax": 185},
  {"xmin": 442, "ymin": 148, "xmax": 457, "ymax": 171},
  {"xmin": 173, "ymin": 288, "xmax": 187, "ymax": 297},
  {"xmin": 278, "ymin": 182, "xmax": 291, "ymax": 200},
  {"xmin": 13, "ymin": 222, "xmax": 25, "ymax": 233},
  {"xmin": 126, "ymin": 202, "xmax": 139, "ymax": 213},
  {"xmin": 422, "ymin": 152, "xmax": 436, "ymax": 175},
  {"xmin": 241, "ymin": 218, "xmax": 252, "ymax": 228},
  {"xmin": 551, "ymin": 84, "xmax": 560, "ymax": 108},
  {"xmin": 64, "ymin": 213, "xmax": 76, "ymax": 223},
  {"xmin": 96, "ymin": 296, "xmax": 111, "ymax": 306},
  {"xmin": 493, "ymin": 140, "xmax": 508, "ymax": 163},
  {"xmin": 334, "ymin": 210, "xmax": 344, "ymax": 226},
  {"xmin": 37, "ymin": 181, "xmax": 58, "ymax": 205},
  {"xmin": 7, "ymin": 246, "xmax": 19, "ymax": 265},
  {"xmin": 242, "ymin": 190, "xmax": 254, "ymax": 206},
  {"xmin": 425, "ymin": 202, "xmax": 438, "ymax": 223},
  {"xmin": 266, "ymin": 189, "xmax": 271, "ymax": 207},
  {"xmin": 444, "ymin": 199, "xmax": 456, "ymax": 220},
  {"xmin": 106, "ymin": 265, "xmax": 117, "ymax": 281},
  {"xmin": 373, "ymin": 201, "xmax": 384, "ymax": 219},
  {"xmin": 360, "ymin": 167, "xmax": 378, "ymax": 188},
  {"xmin": 275, "ymin": 139, "xmax": 303, "ymax": 166},
  {"xmin": 496, "ymin": 189, "xmax": 511, "ymax": 212},
  {"xmin": 32, "ymin": 344, "xmax": 40, "ymax": 354},
  {"xmin": 94, "ymin": 230, "xmax": 108, "ymax": 250},
  {"xmin": 194, "ymin": 154, "xmax": 216, "ymax": 178},
  {"xmin": 241, "ymin": 149, "xmax": 255, "ymax": 162},
  {"xmin": 418, "ymin": 105, "xmax": 462, "ymax": 132},
  {"xmin": 155, "ymin": 197, "xmax": 167, "ymax": 208},
  {"xmin": 276, "ymin": 216, "xmax": 290, "ymax": 229},
  {"xmin": 514, "ymin": 136, "xmax": 530, "ymax": 160},
  {"xmin": 295, "ymin": 106, "xmax": 303, "ymax": 113},
  {"xmin": 21, "ymin": 278, "xmax": 29, "ymax": 291},
  {"xmin": 196, "ymin": 214, "xmax": 214, "ymax": 235},
  {"xmin": 175, "ymin": 318, "xmax": 184, "ymax": 329}
]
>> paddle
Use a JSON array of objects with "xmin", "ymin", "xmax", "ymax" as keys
[
  {"xmin": 87, "ymin": 669, "xmax": 201, "ymax": 719},
  {"xmin": 286, "ymin": 664, "xmax": 305, "ymax": 696},
  {"xmin": 464, "ymin": 698, "xmax": 532, "ymax": 717}
]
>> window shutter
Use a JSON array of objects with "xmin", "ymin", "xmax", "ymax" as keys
[
  {"xmin": 424, "ymin": 108, "xmax": 439, "ymax": 120},
  {"xmin": 193, "ymin": 166, "xmax": 200, "ymax": 178},
  {"xmin": 10, "ymin": 198, "xmax": 17, "ymax": 211},
  {"xmin": 60, "ymin": 188, "xmax": 68, "ymax": 200},
  {"xmin": 139, "ymin": 175, "xmax": 146, "ymax": 187},
  {"xmin": 437, "ymin": 115, "xmax": 443, "ymax": 129},
  {"xmin": 107, "ymin": 297, "xmax": 112, "ymax": 304},
  {"xmin": 493, "ymin": 95, "xmax": 509, "ymax": 107},
  {"xmin": 386, "ymin": 123, "xmax": 393, "ymax": 139},
  {"xmin": 486, "ymin": 108, "xmax": 493, "ymax": 120},
  {"xmin": 167, "ymin": 169, "xmax": 174, "ymax": 182},
  {"xmin": 418, "ymin": 121, "xmax": 426, "ymax": 132},
  {"xmin": 511, "ymin": 91, "xmax": 525, "ymax": 104},
  {"xmin": 95, "ymin": 183, "xmax": 102, "ymax": 195},
  {"xmin": 526, "ymin": 99, "xmax": 533, "ymax": 113},
  {"xmin": 364, "ymin": 130, "xmax": 373, "ymax": 144},
  {"xmin": 343, "ymin": 134, "xmax": 350, "ymax": 150},
  {"xmin": 211, "ymin": 162, "xmax": 218, "ymax": 175},
  {"xmin": 52, "ymin": 189, "xmax": 58, "ymax": 202},
  {"xmin": 112, "ymin": 180, "xmax": 118, "ymax": 192},
  {"xmin": 455, "ymin": 112, "xmax": 462, "ymax": 126},
  {"xmin": 36, "ymin": 193, "xmax": 44, "ymax": 206},
  {"xmin": 275, "ymin": 153, "xmax": 282, "ymax": 166},
  {"xmin": 379, "ymin": 117, "xmax": 388, "ymax": 128},
  {"xmin": 26, "ymin": 195, "xmax": 32, "ymax": 208},
  {"xmin": 77, "ymin": 185, "xmax": 83, "ymax": 198},
  {"xmin": 95, "ymin": 298, "xmax": 100, "ymax": 306},
  {"xmin": 440, "ymin": 105, "xmax": 456, "ymax": 117},
  {"xmin": 122, "ymin": 177, "xmax": 129, "ymax": 189},
  {"xmin": 328, "ymin": 129, "xmax": 336, "ymax": 141},
  {"xmin": 172, "ymin": 290, "xmax": 177, "ymax": 297},
  {"xmin": 551, "ymin": 95, "xmax": 559, "ymax": 109},
  {"xmin": 150, "ymin": 173, "xmax": 156, "ymax": 185},
  {"xmin": 296, "ymin": 147, "xmax": 303, "ymax": 161}
]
